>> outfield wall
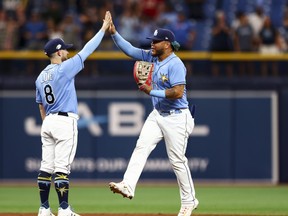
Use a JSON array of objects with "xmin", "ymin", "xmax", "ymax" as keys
[{"xmin": 0, "ymin": 90, "xmax": 278, "ymax": 183}]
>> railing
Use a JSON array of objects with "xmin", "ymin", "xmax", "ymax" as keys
[
  {"xmin": 1, "ymin": 51, "xmax": 288, "ymax": 61},
  {"xmin": 1, "ymin": 51, "xmax": 288, "ymax": 90}
]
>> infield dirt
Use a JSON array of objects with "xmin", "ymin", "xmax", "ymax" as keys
[{"xmin": 0, "ymin": 214, "xmax": 270, "ymax": 216}]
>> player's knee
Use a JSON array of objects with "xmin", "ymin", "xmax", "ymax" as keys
[
  {"xmin": 38, "ymin": 170, "xmax": 52, "ymax": 179},
  {"xmin": 54, "ymin": 172, "xmax": 69, "ymax": 181},
  {"xmin": 37, "ymin": 170, "xmax": 52, "ymax": 185}
]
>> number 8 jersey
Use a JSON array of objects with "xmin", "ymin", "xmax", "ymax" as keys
[{"xmin": 35, "ymin": 54, "xmax": 83, "ymax": 115}]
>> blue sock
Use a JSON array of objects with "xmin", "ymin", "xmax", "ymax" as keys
[
  {"xmin": 41, "ymin": 200, "xmax": 49, "ymax": 209},
  {"xmin": 37, "ymin": 171, "xmax": 52, "ymax": 208},
  {"xmin": 60, "ymin": 201, "xmax": 69, "ymax": 209},
  {"xmin": 55, "ymin": 172, "xmax": 70, "ymax": 207}
]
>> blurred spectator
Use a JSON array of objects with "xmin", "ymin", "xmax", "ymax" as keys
[
  {"xmin": 116, "ymin": 1, "xmax": 140, "ymax": 46},
  {"xmin": 0, "ymin": 10, "xmax": 5, "ymax": 48},
  {"xmin": 234, "ymin": 13, "xmax": 254, "ymax": 52},
  {"xmin": 76, "ymin": 0, "xmax": 106, "ymax": 12},
  {"xmin": 59, "ymin": 12, "xmax": 82, "ymax": 50},
  {"xmin": 23, "ymin": 10, "xmax": 47, "ymax": 75},
  {"xmin": 231, "ymin": 10, "xmax": 243, "ymax": 30},
  {"xmin": 233, "ymin": 12, "xmax": 255, "ymax": 76},
  {"xmin": 26, "ymin": 0, "xmax": 51, "ymax": 15},
  {"xmin": 23, "ymin": 10, "xmax": 47, "ymax": 50},
  {"xmin": 258, "ymin": 16, "xmax": 281, "ymax": 54},
  {"xmin": 138, "ymin": 15, "xmax": 155, "ymax": 49},
  {"xmin": 167, "ymin": 10, "xmax": 196, "ymax": 50},
  {"xmin": 1, "ymin": 0, "xmax": 288, "ymax": 78},
  {"xmin": 185, "ymin": 0, "xmax": 205, "ymax": 20},
  {"xmin": 46, "ymin": 18, "xmax": 63, "ymax": 40},
  {"xmin": 113, "ymin": 0, "xmax": 125, "ymax": 17},
  {"xmin": 247, "ymin": 5, "xmax": 265, "ymax": 48},
  {"xmin": 0, "ymin": 9, "xmax": 19, "ymax": 50},
  {"xmin": 278, "ymin": 13, "xmax": 288, "ymax": 52},
  {"xmin": 210, "ymin": 11, "xmax": 234, "ymax": 52},
  {"xmin": 169, "ymin": 0, "xmax": 186, "ymax": 12},
  {"xmin": 248, "ymin": 6, "xmax": 265, "ymax": 36},
  {"xmin": 141, "ymin": 0, "xmax": 164, "ymax": 19},
  {"xmin": 157, "ymin": 1, "xmax": 178, "ymax": 28},
  {"xmin": 14, "ymin": 2, "xmax": 27, "ymax": 49},
  {"xmin": 258, "ymin": 16, "xmax": 282, "ymax": 76},
  {"xmin": 210, "ymin": 11, "xmax": 234, "ymax": 76},
  {"xmin": 42, "ymin": 1, "xmax": 64, "ymax": 26},
  {"xmin": 1, "ymin": 0, "xmax": 22, "ymax": 18},
  {"xmin": 81, "ymin": 7, "xmax": 101, "ymax": 43}
]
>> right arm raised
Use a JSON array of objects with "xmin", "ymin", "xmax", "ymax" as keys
[
  {"xmin": 77, "ymin": 11, "xmax": 112, "ymax": 61},
  {"xmin": 109, "ymin": 21, "xmax": 146, "ymax": 60}
]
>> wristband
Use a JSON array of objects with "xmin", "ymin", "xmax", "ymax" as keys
[{"xmin": 149, "ymin": 90, "xmax": 166, "ymax": 98}]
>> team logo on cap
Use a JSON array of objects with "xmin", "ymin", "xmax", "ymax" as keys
[
  {"xmin": 154, "ymin": 30, "xmax": 158, "ymax": 36},
  {"xmin": 56, "ymin": 44, "xmax": 62, "ymax": 50}
]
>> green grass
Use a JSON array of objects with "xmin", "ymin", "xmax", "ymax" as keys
[{"xmin": 0, "ymin": 183, "xmax": 288, "ymax": 215}]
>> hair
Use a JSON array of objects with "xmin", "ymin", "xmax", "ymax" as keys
[{"xmin": 171, "ymin": 41, "xmax": 180, "ymax": 51}]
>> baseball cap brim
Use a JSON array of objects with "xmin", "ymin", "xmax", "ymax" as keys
[
  {"xmin": 146, "ymin": 36, "xmax": 163, "ymax": 41},
  {"xmin": 63, "ymin": 43, "xmax": 73, "ymax": 49}
]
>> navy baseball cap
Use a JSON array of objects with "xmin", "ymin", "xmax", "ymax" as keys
[
  {"xmin": 44, "ymin": 38, "xmax": 73, "ymax": 56},
  {"xmin": 146, "ymin": 28, "xmax": 175, "ymax": 42}
]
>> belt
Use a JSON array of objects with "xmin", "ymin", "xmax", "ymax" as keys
[
  {"xmin": 50, "ymin": 112, "xmax": 79, "ymax": 119},
  {"xmin": 58, "ymin": 111, "xmax": 68, "ymax": 117},
  {"xmin": 158, "ymin": 109, "xmax": 185, "ymax": 117}
]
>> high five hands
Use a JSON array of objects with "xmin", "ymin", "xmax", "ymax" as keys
[{"xmin": 101, "ymin": 11, "xmax": 112, "ymax": 32}]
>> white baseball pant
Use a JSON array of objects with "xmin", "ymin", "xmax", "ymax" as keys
[
  {"xmin": 123, "ymin": 108, "xmax": 196, "ymax": 205},
  {"xmin": 40, "ymin": 113, "xmax": 78, "ymax": 175}
]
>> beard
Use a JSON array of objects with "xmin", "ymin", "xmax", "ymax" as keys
[{"xmin": 151, "ymin": 48, "xmax": 165, "ymax": 57}]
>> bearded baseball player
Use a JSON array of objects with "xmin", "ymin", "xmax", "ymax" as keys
[
  {"xmin": 108, "ymin": 19, "xmax": 199, "ymax": 216},
  {"xmin": 35, "ymin": 11, "xmax": 111, "ymax": 216}
]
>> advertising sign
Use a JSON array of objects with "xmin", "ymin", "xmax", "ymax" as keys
[{"xmin": 0, "ymin": 90, "xmax": 278, "ymax": 182}]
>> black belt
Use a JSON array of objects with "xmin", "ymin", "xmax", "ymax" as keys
[
  {"xmin": 157, "ymin": 106, "xmax": 196, "ymax": 118},
  {"xmin": 58, "ymin": 112, "xmax": 68, "ymax": 117}
]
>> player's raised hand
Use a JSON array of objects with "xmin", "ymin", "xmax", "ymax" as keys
[
  {"xmin": 101, "ymin": 11, "xmax": 112, "ymax": 32},
  {"xmin": 109, "ymin": 17, "xmax": 116, "ymax": 35}
]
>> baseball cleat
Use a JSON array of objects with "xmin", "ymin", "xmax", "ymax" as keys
[
  {"xmin": 109, "ymin": 181, "xmax": 134, "ymax": 199},
  {"xmin": 177, "ymin": 199, "xmax": 199, "ymax": 216},
  {"xmin": 58, "ymin": 205, "xmax": 80, "ymax": 216},
  {"xmin": 38, "ymin": 207, "xmax": 55, "ymax": 216}
]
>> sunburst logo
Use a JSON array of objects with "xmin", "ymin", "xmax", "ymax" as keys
[
  {"xmin": 160, "ymin": 73, "xmax": 168, "ymax": 83},
  {"xmin": 57, "ymin": 186, "xmax": 69, "ymax": 197}
]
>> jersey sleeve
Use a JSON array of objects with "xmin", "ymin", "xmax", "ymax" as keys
[
  {"xmin": 169, "ymin": 62, "xmax": 186, "ymax": 87},
  {"xmin": 35, "ymin": 80, "xmax": 43, "ymax": 104},
  {"xmin": 112, "ymin": 32, "xmax": 154, "ymax": 62},
  {"xmin": 60, "ymin": 54, "xmax": 83, "ymax": 80},
  {"xmin": 35, "ymin": 88, "xmax": 42, "ymax": 103}
]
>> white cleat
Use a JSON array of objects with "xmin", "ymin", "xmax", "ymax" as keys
[
  {"xmin": 58, "ymin": 205, "xmax": 80, "ymax": 216},
  {"xmin": 109, "ymin": 181, "xmax": 134, "ymax": 199},
  {"xmin": 178, "ymin": 199, "xmax": 199, "ymax": 216},
  {"xmin": 38, "ymin": 207, "xmax": 55, "ymax": 216}
]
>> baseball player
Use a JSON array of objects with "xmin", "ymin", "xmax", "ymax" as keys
[
  {"xmin": 35, "ymin": 11, "xmax": 111, "ymax": 216},
  {"xmin": 108, "ymin": 19, "xmax": 199, "ymax": 216}
]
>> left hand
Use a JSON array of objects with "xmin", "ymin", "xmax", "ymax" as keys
[{"xmin": 139, "ymin": 84, "xmax": 152, "ymax": 95}]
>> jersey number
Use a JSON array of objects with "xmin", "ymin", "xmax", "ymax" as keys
[{"xmin": 44, "ymin": 84, "xmax": 55, "ymax": 104}]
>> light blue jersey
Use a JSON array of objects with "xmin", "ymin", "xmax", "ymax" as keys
[
  {"xmin": 35, "ymin": 54, "xmax": 83, "ymax": 115},
  {"xmin": 112, "ymin": 32, "xmax": 189, "ymax": 111},
  {"xmin": 149, "ymin": 53, "xmax": 188, "ymax": 111},
  {"xmin": 36, "ymin": 30, "xmax": 105, "ymax": 115}
]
